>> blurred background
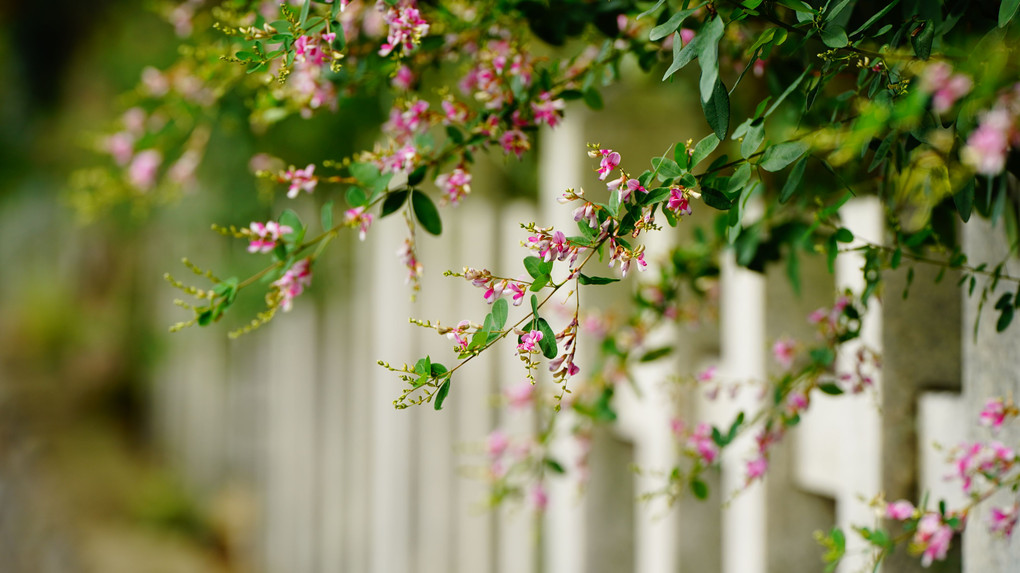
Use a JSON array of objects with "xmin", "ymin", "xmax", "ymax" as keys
[{"xmin": 1, "ymin": 2, "xmax": 1016, "ymax": 573}]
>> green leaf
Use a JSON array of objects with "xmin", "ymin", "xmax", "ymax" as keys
[
  {"xmin": 760, "ymin": 141, "xmax": 808, "ymax": 172},
  {"xmin": 775, "ymin": 0, "xmax": 815, "ymax": 12},
  {"xmin": 524, "ymin": 256, "xmax": 547, "ymax": 280},
  {"xmin": 531, "ymin": 294, "xmax": 540, "ymax": 318},
  {"xmin": 824, "ymin": 0, "xmax": 853, "ymax": 23},
  {"xmin": 434, "ymin": 379, "xmax": 451, "ymax": 410},
  {"xmin": 691, "ymin": 478, "xmax": 710, "ymax": 499},
  {"xmin": 662, "ymin": 30, "xmax": 700, "ymax": 81},
  {"xmin": 811, "ymin": 347, "xmax": 836, "ymax": 367},
  {"xmin": 578, "ymin": 274, "xmax": 620, "ymax": 285},
  {"xmin": 910, "ymin": 20, "xmax": 934, "ymax": 60},
  {"xmin": 544, "ymin": 458, "xmax": 567, "ymax": 474},
  {"xmin": 741, "ymin": 119, "xmax": 765, "ymax": 158},
  {"xmin": 691, "ymin": 133, "xmax": 720, "ymax": 167},
  {"xmin": 818, "ymin": 382, "xmax": 844, "ymax": 395},
  {"xmin": 702, "ymin": 78, "xmax": 730, "ymax": 140},
  {"xmin": 821, "ymin": 24, "xmax": 848, "ymax": 48},
  {"xmin": 636, "ymin": 0, "xmax": 667, "ymax": 20},
  {"xmin": 197, "ymin": 309, "xmax": 214, "ymax": 327},
  {"xmin": 411, "ymin": 190, "xmax": 442, "ymax": 235},
  {"xmin": 1001, "ymin": 0, "xmax": 1020, "ymax": 27},
  {"xmin": 702, "ymin": 187, "xmax": 734, "ymax": 210},
  {"xmin": 583, "ymin": 88, "xmax": 604, "ymax": 110},
  {"xmin": 491, "ymin": 298, "xmax": 508, "ymax": 330},
  {"xmin": 299, "ymin": 0, "xmax": 311, "ymax": 24},
  {"xmin": 954, "ymin": 179, "xmax": 975, "ymax": 222},
  {"xmin": 321, "ymin": 200, "xmax": 334, "ymax": 230},
  {"xmin": 408, "ymin": 165, "xmax": 427, "ymax": 187},
  {"xmin": 834, "ymin": 228, "xmax": 854, "ymax": 243},
  {"xmin": 779, "ymin": 157, "xmax": 807, "ymax": 203},
  {"xmin": 651, "ymin": 157, "xmax": 684, "ymax": 180},
  {"xmin": 537, "ymin": 318, "xmax": 557, "ymax": 359},
  {"xmin": 639, "ymin": 346, "xmax": 673, "ymax": 362},
  {"xmin": 380, "ymin": 190, "xmax": 409, "ymax": 218},
  {"xmin": 345, "ymin": 187, "xmax": 367, "ymax": 208},
  {"xmin": 996, "ymin": 293, "xmax": 1014, "ymax": 332},
  {"xmin": 697, "ymin": 17, "xmax": 725, "ymax": 103},
  {"xmin": 649, "ymin": 8, "xmax": 699, "ymax": 41}
]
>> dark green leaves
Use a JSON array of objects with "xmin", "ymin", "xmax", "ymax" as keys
[
  {"xmin": 411, "ymin": 190, "xmax": 442, "ymax": 235},
  {"xmin": 524, "ymin": 256, "xmax": 554, "ymax": 291},
  {"xmin": 434, "ymin": 379, "xmax": 451, "ymax": 410},
  {"xmin": 910, "ymin": 20, "xmax": 934, "ymax": 60},
  {"xmin": 491, "ymin": 298, "xmax": 509, "ymax": 331},
  {"xmin": 691, "ymin": 133, "xmax": 720, "ymax": 167},
  {"xmin": 691, "ymin": 478, "xmax": 709, "ymax": 499},
  {"xmin": 381, "ymin": 190, "xmax": 409, "ymax": 217},
  {"xmin": 578, "ymin": 273, "xmax": 620, "ymax": 285},
  {"xmin": 697, "ymin": 17, "xmax": 725, "ymax": 103},
  {"xmin": 760, "ymin": 141, "xmax": 808, "ymax": 172},
  {"xmin": 995, "ymin": 293, "xmax": 1015, "ymax": 332},
  {"xmin": 536, "ymin": 318, "xmax": 557, "ymax": 358},
  {"xmin": 702, "ymin": 79, "xmax": 730, "ymax": 139},
  {"xmin": 740, "ymin": 119, "xmax": 764, "ymax": 158}
]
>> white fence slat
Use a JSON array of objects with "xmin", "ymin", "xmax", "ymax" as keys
[
  {"xmin": 369, "ymin": 216, "xmax": 415, "ymax": 573},
  {"xmin": 539, "ymin": 114, "xmax": 588, "ymax": 573},
  {"xmin": 917, "ymin": 392, "xmax": 967, "ymax": 510},
  {"xmin": 497, "ymin": 200, "xmax": 540, "ymax": 573},
  {"xmin": 718, "ymin": 251, "xmax": 767, "ymax": 573},
  {"xmin": 317, "ymin": 290, "xmax": 350, "ymax": 573},
  {"xmin": 264, "ymin": 304, "xmax": 318, "ymax": 573}
]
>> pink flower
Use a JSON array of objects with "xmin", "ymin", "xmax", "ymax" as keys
[
  {"xmin": 962, "ymin": 108, "xmax": 1013, "ymax": 175},
  {"xmin": 505, "ymin": 382, "xmax": 535, "ymax": 409},
  {"xmin": 953, "ymin": 441, "xmax": 1016, "ymax": 493},
  {"xmin": 517, "ymin": 330, "xmax": 543, "ymax": 354},
  {"xmin": 679, "ymin": 28, "xmax": 696, "ymax": 46},
  {"xmin": 391, "ymin": 64, "xmax": 415, "ymax": 90},
  {"xmin": 104, "ymin": 132, "xmax": 135, "ymax": 166},
  {"xmin": 284, "ymin": 164, "xmax": 317, "ymax": 198},
  {"xmin": 435, "ymin": 168, "xmax": 472, "ymax": 204},
  {"xmin": 687, "ymin": 422, "xmax": 719, "ymax": 465},
  {"xmin": 531, "ymin": 91, "xmax": 566, "ymax": 128},
  {"xmin": 616, "ymin": 178, "xmax": 646, "ymax": 203},
  {"xmin": 771, "ymin": 337, "xmax": 796, "ymax": 370},
  {"xmin": 667, "ymin": 187, "xmax": 693, "ymax": 216},
  {"xmin": 746, "ymin": 456, "xmax": 768, "ymax": 482},
  {"xmin": 487, "ymin": 430, "xmax": 509, "ymax": 458},
  {"xmin": 920, "ymin": 62, "xmax": 972, "ymax": 114},
  {"xmin": 989, "ymin": 504, "xmax": 1019, "ymax": 538},
  {"xmin": 344, "ymin": 206, "xmax": 375, "ymax": 240},
  {"xmin": 128, "ymin": 149, "xmax": 163, "ymax": 191},
  {"xmin": 979, "ymin": 398, "xmax": 1011, "ymax": 433},
  {"xmin": 785, "ymin": 391, "xmax": 809, "ymax": 416},
  {"xmin": 592, "ymin": 149, "xmax": 621, "ymax": 180},
  {"xmin": 445, "ymin": 320, "xmax": 471, "ymax": 350},
  {"xmin": 272, "ymin": 258, "xmax": 313, "ymax": 312},
  {"xmin": 499, "ymin": 129, "xmax": 530, "ymax": 159},
  {"xmin": 697, "ymin": 366, "xmax": 717, "ymax": 383},
  {"xmin": 396, "ymin": 239, "xmax": 423, "ymax": 284},
  {"xmin": 248, "ymin": 220, "xmax": 294, "ymax": 253},
  {"xmin": 886, "ymin": 499, "xmax": 916, "ymax": 521},
  {"xmin": 378, "ymin": 1, "xmax": 430, "ymax": 57},
  {"xmin": 508, "ymin": 281, "xmax": 526, "ymax": 306},
  {"xmin": 530, "ymin": 483, "xmax": 548, "ymax": 511},
  {"xmin": 913, "ymin": 513, "xmax": 954, "ymax": 567},
  {"xmin": 441, "ymin": 99, "xmax": 470, "ymax": 125}
]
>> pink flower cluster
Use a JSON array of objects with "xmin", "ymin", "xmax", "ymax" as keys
[
  {"xmin": 919, "ymin": 62, "xmax": 972, "ymax": 114},
  {"xmin": 382, "ymin": 99, "xmax": 432, "ymax": 143},
  {"xmin": 590, "ymin": 148, "xmax": 621, "ymax": 181},
  {"xmin": 548, "ymin": 319, "xmax": 580, "ymax": 379},
  {"xmin": 952, "ymin": 440, "xmax": 1016, "ymax": 494},
  {"xmin": 462, "ymin": 268, "xmax": 527, "ymax": 306},
  {"xmin": 435, "ymin": 167, "xmax": 472, "ymax": 204},
  {"xmin": 685, "ymin": 422, "xmax": 719, "ymax": 465},
  {"xmin": 247, "ymin": 220, "xmax": 294, "ymax": 253},
  {"xmin": 531, "ymin": 91, "xmax": 566, "ymax": 128},
  {"xmin": 460, "ymin": 37, "xmax": 534, "ymax": 111},
  {"xmin": 979, "ymin": 397, "xmax": 1016, "ymax": 433},
  {"xmin": 607, "ymin": 237, "xmax": 647, "ymax": 277},
  {"xmin": 912, "ymin": 513, "xmax": 955, "ymax": 567},
  {"xmin": 771, "ymin": 337, "xmax": 796, "ymax": 370},
  {"xmin": 517, "ymin": 330, "xmax": 543, "ymax": 354},
  {"xmin": 961, "ymin": 84, "xmax": 1020, "ymax": 175},
  {"xmin": 272, "ymin": 258, "xmax": 313, "ymax": 312},
  {"xmin": 343, "ymin": 206, "xmax": 374, "ymax": 240},
  {"xmin": 746, "ymin": 427, "xmax": 783, "ymax": 484},
  {"xmin": 396, "ymin": 238, "xmax": 423, "ymax": 284},
  {"xmin": 667, "ymin": 186, "xmax": 693, "ymax": 217},
  {"xmin": 527, "ymin": 229, "xmax": 578, "ymax": 264},
  {"xmin": 283, "ymin": 164, "xmax": 317, "ymax": 198},
  {"xmin": 989, "ymin": 504, "xmax": 1020, "ymax": 538},
  {"xmin": 443, "ymin": 319, "xmax": 473, "ymax": 351},
  {"xmin": 607, "ymin": 174, "xmax": 647, "ymax": 203},
  {"xmin": 378, "ymin": 0, "xmax": 430, "ymax": 57}
]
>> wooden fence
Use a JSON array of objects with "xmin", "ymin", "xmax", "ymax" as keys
[{"xmin": 150, "ymin": 109, "xmax": 1020, "ymax": 573}]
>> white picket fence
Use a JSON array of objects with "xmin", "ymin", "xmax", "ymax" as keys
[{"xmin": 151, "ymin": 111, "xmax": 1020, "ymax": 573}]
